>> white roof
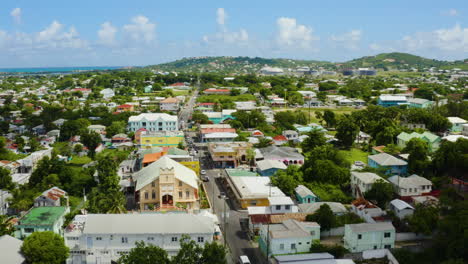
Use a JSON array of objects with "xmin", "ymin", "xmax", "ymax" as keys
[
  {"xmin": 447, "ymin": 117, "xmax": 467, "ymax": 124},
  {"xmin": 256, "ymin": 159, "xmax": 287, "ymax": 171},
  {"xmin": 230, "ymin": 176, "xmax": 285, "ymax": 199},
  {"xmin": 390, "ymin": 199, "xmax": 414, "ymax": 210},
  {"xmin": 204, "ymin": 132, "xmax": 238, "ymax": 139},
  {"xmin": 347, "ymin": 222, "xmax": 395, "ymax": 233},
  {"xmin": 388, "ymin": 174, "xmax": 432, "ymax": 188},
  {"xmin": 351, "ymin": 172, "xmax": 386, "ymax": 184},
  {"xmin": 295, "ymin": 185, "xmax": 316, "ymax": 197},
  {"xmin": 205, "ymin": 112, "xmax": 222, "ymax": 118},
  {"xmin": 129, "ymin": 113, "xmax": 177, "ymax": 122},
  {"xmin": 268, "ymin": 196, "xmax": 294, "ymax": 205},
  {"xmin": 247, "ymin": 206, "xmax": 271, "ymax": 215},
  {"xmin": 379, "ymin": 95, "xmax": 407, "ymax": 101},
  {"xmin": 0, "ymin": 235, "xmax": 24, "ymax": 264},
  {"xmin": 368, "ymin": 153, "xmax": 408, "ymax": 166},
  {"xmin": 298, "ymin": 202, "xmax": 347, "ymax": 214},
  {"xmin": 83, "ymin": 214, "xmax": 214, "ymax": 234},
  {"xmin": 442, "ymin": 135, "xmax": 468, "ymax": 142}
]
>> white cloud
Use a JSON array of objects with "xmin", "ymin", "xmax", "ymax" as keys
[
  {"xmin": 123, "ymin": 15, "xmax": 156, "ymax": 44},
  {"xmin": 276, "ymin": 17, "xmax": 317, "ymax": 49},
  {"xmin": 330, "ymin": 29, "xmax": 362, "ymax": 50},
  {"xmin": 98, "ymin": 22, "xmax": 117, "ymax": 46},
  {"xmin": 217, "ymin": 8, "xmax": 226, "ymax": 26},
  {"xmin": 11, "ymin": 8, "xmax": 21, "ymax": 24},
  {"xmin": 442, "ymin": 8, "xmax": 459, "ymax": 17},
  {"xmin": 402, "ymin": 24, "xmax": 468, "ymax": 53},
  {"xmin": 36, "ymin": 21, "xmax": 88, "ymax": 49}
]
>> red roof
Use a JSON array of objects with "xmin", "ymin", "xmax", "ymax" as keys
[
  {"xmin": 45, "ymin": 187, "xmax": 66, "ymax": 201},
  {"xmin": 199, "ymin": 102, "xmax": 215, "ymax": 106},
  {"xmin": 118, "ymin": 104, "xmax": 133, "ymax": 108},
  {"xmin": 252, "ymin": 131, "xmax": 264, "ymax": 136},
  {"xmin": 204, "ymin": 89, "xmax": 230, "ymax": 92},
  {"xmin": 72, "ymin": 88, "xmax": 91, "ymax": 92},
  {"xmin": 170, "ymin": 82, "xmax": 186, "ymax": 86},
  {"xmin": 201, "ymin": 128, "xmax": 236, "ymax": 134},
  {"xmin": 273, "ymin": 135, "xmax": 288, "ymax": 141}
]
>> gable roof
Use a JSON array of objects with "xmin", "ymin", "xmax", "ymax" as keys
[
  {"xmin": 260, "ymin": 146, "xmax": 304, "ymax": 160},
  {"xmin": 0, "ymin": 235, "xmax": 24, "ymax": 264},
  {"xmin": 390, "ymin": 199, "xmax": 414, "ymax": 210},
  {"xmin": 347, "ymin": 222, "xmax": 395, "ymax": 233},
  {"xmin": 256, "ymin": 159, "xmax": 287, "ymax": 171},
  {"xmin": 134, "ymin": 156, "xmax": 198, "ymax": 191},
  {"xmin": 351, "ymin": 172, "xmax": 386, "ymax": 184},
  {"xmin": 295, "ymin": 184, "xmax": 316, "ymax": 198},
  {"xmin": 388, "ymin": 174, "xmax": 432, "ymax": 188},
  {"xmin": 368, "ymin": 153, "xmax": 407, "ymax": 166}
]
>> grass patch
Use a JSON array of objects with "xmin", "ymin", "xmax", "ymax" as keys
[
  {"xmin": 68, "ymin": 155, "xmax": 92, "ymax": 165},
  {"xmin": 339, "ymin": 148, "xmax": 369, "ymax": 164}
]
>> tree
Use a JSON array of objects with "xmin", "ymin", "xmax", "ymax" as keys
[
  {"xmin": 0, "ymin": 215, "xmax": 15, "ymax": 236},
  {"xmin": 254, "ymin": 138, "xmax": 273, "ymax": 148},
  {"xmin": 301, "ymin": 129, "xmax": 327, "ymax": 153},
  {"xmin": 29, "ymin": 138, "xmax": 41, "ymax": 152},
  {"xmin": 201, "ymin": 241, "xmax": 227, "ymax": 264},
  {"xmin": 414, "ymin": 87, "xmax": 433, "ymax": 100},
  {"xmin": 323, "ymin": 110, "xmax": 336, "ymax": 128},
  {"xmin": 335, "ymin": 115, "xmax": 359, "ymax": 149},
  {"xmin": 271, "ymin": 166, "xmax": 303, "ymax": 196},
  {"xmin": 0, "ymin": 167, "xmax": 14, "ymax": 190},
  {"xmin": 364, "ymin": 179, "xmax": 394, "ymax": 209},
  {"xmin": 73, "ymin": 144, "xmax": 83, "ymax": 153},
  {"xmin": 21, "ymin": 231, "xmax": 69, "ymax": 264},
  {"xmin": 306, "ymin": 204, "xmax": 336, "ymax": 231},
  {"xmin": 117, "ymin": 241, "xmax": 170, "ymax": 264},
  {"xmin": 106, "ymin": 121, "xmax": 126, "ymax": 137},
  {"xmin": 81, "ymin": 131, "xmax": 101, "ymax": 158},
  {"xmin": 171, "ymin": 235, "xmax": 202, "ymax": 264},
  {"xmin": 15, "ymin": 136, "xmax": 25, "ymax": 152},
  {"xmin": 192, "ymin": 111, "xmax": 210, "ymax": 124},
  {"xmin": 407, "ymin": 204, "xmax": 439, "ymax": 235},
  {"xmin": 403, "ymin": 138, "xmax": 430, "ymax": 174}
]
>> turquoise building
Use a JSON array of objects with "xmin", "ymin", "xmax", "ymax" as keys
[
  {"xmin": 295, "ymin": 185, "xmax": 318, "ymax": 204},
  {"xmin": 344, "ymin": 223, "xmax": 395, "ymax": 253}
]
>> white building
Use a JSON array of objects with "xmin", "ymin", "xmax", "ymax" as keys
[
  {"xmin": 127, "ymin": 113, "xmax": 178, "ymax": 132},
  {"xmin": 387, "ymin": 174, "xmax": 432, "ymax": 197},
  {"xmin": 65, "ymin": 213, "xmax": 215, "ymax": 264},
  {"xmin": 350, "ymin": 172, "xmax": 387, "ymax": 198},
  {"xmin": 160, "ymin": 97, "xmax": 180, "ymax": 112},
  {"xmin": 100, "ymin": 89, "xmax": 115, "ymax": 99},
  {"xmin": 389, "ymin": 199, "xmax": 414, "ymax": 219}
]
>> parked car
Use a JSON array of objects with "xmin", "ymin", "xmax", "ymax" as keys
[
  {"xmin": 201, "ymin": 170, "xmax": 206, "ymax": 175},
  {"xmin": 354, "ymin": 161, "xmax": 366, "ymax": 167},
  {"xmin": 218, "ymin": 192, "xmax": 226, "ymax": 199},
  {"xmin": 202, "ymin": 176, "xmax": 209, "ymax": 182},
  {"xmin": 239, "ymin": 255, "xmax": 251, "ymax": 264}
]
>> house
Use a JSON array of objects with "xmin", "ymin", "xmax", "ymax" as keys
[
  {"xmin": 282, "ymin": 130, "xmax": 299, "ymax": 141},
  {"xmin": 133, "ymin": 156, "xmax": 199, "ymax": 211},
  {"xmin": 462, "ymin": 124, "xmax": 468, "ymax": 137},
  {"xmin": 377, "ymin": 95, "xmax": 408, "ymax": 107},
  {"xmin": 408, "ymin": 98, "xmax": 433, "ymax": 108},
  {"xmin": 117, "ymin": 104, "xmax": 135, "ymax": 112},
  {"xmin": 343, "ymin": 222, "xmax": 395, "ymax": 253},
  {"xmin": 160, "ymin": 97, "xmax": 180, "ymax": 112},
  {"xmin": 351, "ymin": 199, "xmax": 386, "ymax": 223},
  {"xmin": 273, "ymin": 253, "xmax": 354, "ymax": 264},
  {"xmin": 298, "ymin": 202, "xmax": 347, "ymax": 215},
  {"xmin": 259, "ymin": 219, "xmax": 320, "ymax": 256},
  {"xmin": 447, "ymin": 117, "xmax": 467, "ymax": 132},
  {"xmin": 355, "ymin": 131, "xmax": 371, "ymax": 145},
  {"xmin": 0, "ymin": 235, "xmax": 25, "ymax": 264},
  {"xmin": 256, "ymin": 159, "xmax": 287, "ymax": 176},
  {"xmin": 32, "ymin": 124, "xmax": 46, "ymax": 135},
  {"xmin": 350, "ymin": 172, "xmax": 387, "ymax": 198},
  {"xmin": 138, "ymin": 130, "xmax": 184, "ymax": 148},
  {"xmin": 227, "ymin": 175, "xmax": 285, "ymax": 209},
  {"xmin": 295, "ymin": 185, "xmax": 318, "ymax": 204},
  {"xmin": 273, "ymin": 135, "xmax": 288, "ymax": 146},
  {"xmin": 100, "ymin": 88, "xmax": 115, "ymax": 99},
  {"xmin": 247, "ymin": 196, "xmax": 300, "ymax": 233},
  {"xmin": 52, "ymin": 118, "xmax": 67, "ymax": 128},
  {"xmin": 368, "ymin": 153, "xmax": 408, "ymax": 175},
  {"xmin": 87, "ymin": 124, "xmax": 106, "ymax": 134},
  {"xmin": 34, "ymin": 187, "xmax": 68, "ymax": 207},
  {"xmin": 208, "ymin": 142, "xmax": 252, "ymax": 168},
  {"xmin": 389, "ymin": 199, "xmax": 414, "ymax": 219},
  {"xmin": 387, "ymin": 174, "xmax": 432, "ymax": 197},
  {"xmin": 200, "ymin": 127, "xmax": 237, "ymax": 142},
  {"xmin": 0, "ymin": 190, "xmax": 12, "ymax": 215},
  {"xmin": 15, "ymin": 206, "xmax": 68, "ymax": 238},
  {"xmin": 64, "ymin": 213, "xmax": 215, "ymax": 263},
  {"xmin": 396, "ymin": 131, "xmax": 441, "ymax": 152},
  {"xmin": 258, "ymin": 146, "xmax": 305, "ymax": 166},
  {"xmin": 111, "ymin": 133, "xmax": 131, "ymax": 144},
  {"xmin": 251, "ymin": 130, "xmax": 265, "ymax": 137},
  {"xmin": 203, "ymin": 88, "xmax": 230, "ymax": 95},
  {"xmin": 127, "ymin": 113, "xmax": 178, "ymax": 132},
  {"xmin": 235, "ymin": 101, "xmax": 256, "ymax": 111}
]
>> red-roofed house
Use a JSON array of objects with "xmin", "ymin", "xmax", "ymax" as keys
[
  {"xmin": 203, "ymin": 88, "xmax": 230, "ymax": 95},
  {"xmin": 273, "ymin": 135, "xmax": 288, "ymax": 146},
  {"xmin": 34, "ymin": 187, "xmax": 69, "ymax": 207},
  {"xmin": 117, "ymin": 104, "xmax": 135, "ymax": 112},
  {"xmin": 251, "ymin": 130, "xmax": 265, "ymax": 137}
]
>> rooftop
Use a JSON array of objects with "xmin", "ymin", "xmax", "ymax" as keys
[
  {"xmin": 256, "ymin": 159, "xmax": 287, "ymax": 171},
  {"xmin": 368, "ymin": 153, "xmax": 407, "ymax": 166},
  {"xmin": 0, "ymin": 235, "xmax": 24, "ymax": 264},
  {"xmin": 225, "ymin": 169, "xmax": 259, "ymax": 177},
  {"xmin": 351, "ymin": 172, "xmax": 386, "ymax": 184},
  {"xmin": 19, "ymin": 206, "xmax": 67, "ymax": 226},
  {"xmin": 347, "ymin": 222, "xmax": 395, "ymax": 233},
  {"xmin": 229, "ymin": 176, "xmax": 285, "ymax": 199},
  {"xmin": 128, "ymin": 113, "xmax": 178, "ymax": 122},
  {"xmin": 390, "ymin": 199, "xmax": 414, "ymax": 210},
  {"xmin": 295, "ymin": 184, "xmax": 316, "ymax": 198},
  {"xmin": 388, "ymin": 174, "xmax": 432, "ymax": 188},
  {"xmin": 268, "ymin": 219, "xmax": 319, "ymax": 239}
]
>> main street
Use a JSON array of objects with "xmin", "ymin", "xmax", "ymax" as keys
[{"xmin": 178, "ymin": 89, "xmax": 198, "ymax": 129}]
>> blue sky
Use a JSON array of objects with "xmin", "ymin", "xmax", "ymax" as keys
[{"xmin": 0, "ymin": 0, "xmax": 467, "ymax": 67}]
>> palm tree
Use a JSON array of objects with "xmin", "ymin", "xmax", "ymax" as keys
[
  {"xmin": 0, "ymin": 215, "xmax": 15, "ymax": 236},
  {"xmin": 246, "ymin": 148, "xmax": 256, "ymax": 167},
  {"xmin": 98, "ymin": 190, "xmax": 126, "ymax": 214}
]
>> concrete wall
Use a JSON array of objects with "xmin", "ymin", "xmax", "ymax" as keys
[
  {"xmin": 395, "ymin": 232, "xmax": 431, "ymax": 242},
  {"xmin": 321, "ymin": 226, "xmax": 345, "ymax": 237}
]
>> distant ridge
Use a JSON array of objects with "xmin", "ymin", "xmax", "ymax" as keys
[{"xmin": 146, "ymin": 53, "xmax": 468, "ymax": 73}]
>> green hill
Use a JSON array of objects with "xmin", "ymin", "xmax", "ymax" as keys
[{"xmin": 146, "ymin": 53, "xmax": 468, "ymax": 73}]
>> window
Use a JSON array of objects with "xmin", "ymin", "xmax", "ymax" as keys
[
  {"xmin": 96, "ymin": 237, "xmax": 102, "ymax": 241},
  {"xmin": 374, "ymin": 246, "xmax": 377, "ymax": 249},
  {"xmin": 291, "ymin": 244, "xmax": 296, "ymax": 250},
  {"xmin": 186, "ymin": 191, "xmax": 190, "ymax": 198},
  {"xmin": 24, "ymin": 228, "xmax": 34, "ymax": 233},
  {"xmin": 172, "ymin": 237, "xmax": 178, "ymax": 242},
  {"xmin": 298, "ymin": 242, "xmax": 302, "ymax": 245},
  {"xmin": 151, "ymin": 181, "xmax": 155, "ymax": 187},
  {"xmin": 101, "ymin": 251, "xmax": 109, "ymax": 255},
  {"xmin": 121, "ymin": 237, "xmax": 128, "ymax": 243},
  {"xmin": 384, "ymin": 232, "xmax": 391, "ymax": 238},
  {"xmin": 88, "ymin": 252, "xmax": 94, "ymax": 256},
  {"xmin": 310, "ymin": 231, "xmax": 315, "ymax": 236},
  {"xmin": 307, "ymin": 242, "xmax": 310, "ymax": 244},
  {"xmin": 197, "ymin": 237, "xmax": 204, "ymax": 243},
  {"xmin": 279, "ymin": 244, "xmax": 284, "ymax": 250},
  {"xmin": 152, "ymin": 191, "xmax": 156, "ymax": 199},
  {"xmin": 144, "ymin": 192, "xmax": 149, "ymax": 200},
  {"xmin": 179, "ymin": 192, "xmax": 183, "ymax": 198},
  {"xmin": 179, "ymin": 181, "xmax": 182, "ymax": 187},
  {"xmin": 358, "ymin": 234, "xmax": 362, "ymax": 239},
  {"xmin": 147, "ymin": 237, "xmax": 154, "ymax": 241},
  {"xmin": 384, "ymin": 245, "xmax": 391, "ymax": 249},
  {"xmin": 275, "ymin": 205, "xmax": 281, "ymax": 210},
  {"xmin": 285, "ymin": 205, "xmax": 290, "ymax": 210}
]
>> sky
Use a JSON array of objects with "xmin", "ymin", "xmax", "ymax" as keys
[{"xmin": 0, "ymin": 0, "xmax": 467, "ymax": 67}]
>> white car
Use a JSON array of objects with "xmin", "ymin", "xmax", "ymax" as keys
[
  {"xmin": 200, "ymin": 170, "xmax": 206, "ymax": 175},
  {"xmin": 239, "ymin": 255, "xmax": 251, "ymax": 264}
]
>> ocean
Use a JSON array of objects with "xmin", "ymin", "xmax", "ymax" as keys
[{"xmin": 0, "ymin": 66, "xmax": 125, "ymax": 75}]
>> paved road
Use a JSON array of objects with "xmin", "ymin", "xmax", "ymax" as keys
[{"xmin": 178, "ymin": 89, "xmax": 198, "ymax": 129}]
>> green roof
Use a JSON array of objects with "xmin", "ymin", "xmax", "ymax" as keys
[
  {"xmin": 167, "ymin": 147, "xmax": 189, "ymax": 155},
  {"xmin": 20, "ymin": 207, "xmax": 66, "ymax": 226},
  {"xmin": 397, "ymin": 131, "xmax": 440, "ymax": 143},
  {"xmin": 225, "ymin": 169, "xmax": 259, "ymax": 177}
]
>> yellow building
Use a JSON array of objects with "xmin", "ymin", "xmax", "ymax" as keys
[
  {"xmin": 139, "ymin": 131, "xmax": 184, "ymax": 148},
  {"xmin": 180, "ymin": 161, "xmax": 201, "ymax": 176},
  {"xmin": 134, "ymin": 156, "xmax": 199, "ymax": 211}
]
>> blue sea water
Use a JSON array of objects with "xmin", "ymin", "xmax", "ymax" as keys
[{"xmin": 0, "ymin": 66, "xmax": 124, "ymax": 74}]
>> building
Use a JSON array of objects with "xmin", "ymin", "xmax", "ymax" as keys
[
  {"xmin": 298, "ymin": 202, "xmax": 347, "ymax": 216},
  {"xmin": 34, "ymin": 186, "xmax": 68, "ymax": 207},
  {"xmin": 208, "ymin": 142, "xmax": 252, "ymax": 168},
  {"xmin": 203, "ymin": 88, "xmax": 230, "ymax": 95},
  {"xmin": 87, "ymin": 124, "xmax": 106, "ymax": 134},
  {"xmin": 100, "ymin": 88, "xmax": 115, "ymax": 99},
  {"xmin": 0, "ymin": 235, "xmax": 25, "ymax": 264},
  {"xmin": 256, "ymin": 159, "xmax": 287, "ymax": 176},
  {"xmin": 227, "ymin": 175, "xmax": 286, "ymax": 209},
  {"xmin": 377, "ymin": 95, "xmax": 408, "ymax": 107},
  {"xmin": 273, "ymin": 253, "xmax": 354, "ymax": 264},
  {"xmin": 350, "ymin": 199, "xmax": 386, "ymax": 223},
  {"xmin": 294, "ymin": 185, "xmax": 318, "ymax": 204},
  {"xmin": 397, "ymin": 131, "xmax": 441, "ymax": 152},
  {"xmin": 127, "ymin": 113, "xmax": 178, "ymax": 132},
  {"xmin": 387, "ymin": 174, "xmax": 432, "ymax": 197},
  {"xmin": 351, "ymin": 172, "xmax": 387, "ymax": 198},
  {"xmin": 203, "ymin": 132, "xmax": 239, "ymax": 143},
  {"xmin": 138, "ymin": 130, "xmax": 184, "ymax": 148},
  {"xmin": 447, "ymin": 117, "xmax": 467, "ymax": 132},
  {"xmin": 344, "ymin": 223, "xmax": 395, "ymax": 253},
  {"xmin": 260, "ymin": 66, "xmax": 284, "ymax": 76},
  {"xmin": 133, "ymin": 156, "xmax": 199, "ymax": 211},
  {"xmin": 258, "ymin": 146, "xmax": 305, "ymax": 166},
  {"xmin": 462, "ymin": 124, "xmax": 468, "ymax": 136},
  {"xmin": 247, "ymin": 196, "xmax": 300, "ymax": 233},
  {"xmin": 408, "ymin": 98, "xmax": 433, "ymax": 108},
  {"xmin": 117, "ymin": 104, "xmax": 135, "ymax": 112},
  {"xmin": 160, "ymin": 97, "xmax": 180, "ymax": 112},
  {"xmin": 200, "ymin": 127, "xmax": 237, "ymax": 142},
  {"xmin": 65, "ymin": 213, "xmax": 215, "ymax": 264},
  {"xmin": 282, "ymin": 130, "xmax": 299, "ymax": 141},
  {"xmin": 15, "ymin": 206, "xmax": 68, "ymax": 238},
  {"xmin": 389, "ymin": 199, "xmax": 414, "ymax": 219},
  {"xmin": 259, "ymin": 219, "xmax": 320, "ymax": 256},
  {"xmin": 0, "ymin": 189, "xmax": 12, "ymax": 215},
  {"xmin": 368, "ymin": 153, "xmax": 408, "ymax": 175}
]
